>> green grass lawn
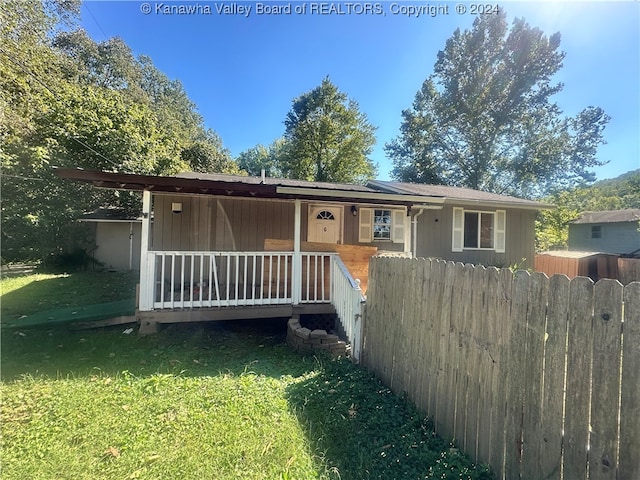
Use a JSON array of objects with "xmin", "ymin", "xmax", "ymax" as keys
[
  {"xmin": 1, "ymin": 272, "xmax": 493, "ymax": 480},
  {"xmin": 1, "ymin": 271, "xmax": 138, "ymax": 320}
]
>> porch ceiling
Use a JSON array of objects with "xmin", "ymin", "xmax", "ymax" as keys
[{"xmin": 55, "ymin": 168, "xmax": 442, "ymax": 207}]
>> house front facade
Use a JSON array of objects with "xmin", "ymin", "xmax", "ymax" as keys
[
  {"xmin": 370, "ymin": 181, "xmax": 543, "ymax": 269},
  {"xmin": 57, "ymin": 168, "xmax": 551, "ymax": 356}
]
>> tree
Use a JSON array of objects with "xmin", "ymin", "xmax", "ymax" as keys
[
  {"xmin": 237, "ymin": 138, "xmax": 286, "ymax": 177},
  {"xmin": 386, "ymin": 11, "xmax": 610, "ymax": 198},
  {"xmin": 0, "ymin": 0, "xmax": 239, "ymax": 263},
  {"xmin": 281, "ymin": 77, "xmax": 377, "ymax": 184},
  {"xmin": 535, "ymin": 169, "xmax": 640, "ymax": 251},
  {"xmin": 181, "ymin": 130, "xmax": 243, "ymax": 175}
]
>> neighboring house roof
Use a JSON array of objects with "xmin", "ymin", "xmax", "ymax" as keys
[
  {"xmin": 538, "ymin": 250, "xmax": 619, "ymax": 259},
  {"xmin": 570, "ymin": 209, "xmax": 640, "ymax": 224},
  {"xmin": 55, "ymin": 168, "xmax": 552, "ymax": 210},
  {"xmin": 79, "ymin": 207, "xmax": 142, "ymax": 223},
  {"xmin": 368, "ymin": 180, "xmax": 552, "ymax": 210}
]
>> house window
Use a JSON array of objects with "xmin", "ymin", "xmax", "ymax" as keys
[
  {"xmin": 358, "ymin": 208, "xmax": 405, "ymax": 243},
  {"xmin": 373, "ymin": 209, "xmax": 392, "ymax": 240},
  {"xmin": 452, "ymin": 207, "xmax": 506, "ymax": 253},
  {"xmin": 591, "ymin": 225, "xmax": 602, "ymax": 239},
  {"xmin": 464, "ymin": 212, "xmax": 495, "ymax": 249}
]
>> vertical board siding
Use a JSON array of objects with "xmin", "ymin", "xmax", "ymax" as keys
[
  {"xmin": 151, "ymin": 195, "xmax": 296, "ymax": 252},
  {"xmin": 362, "ymin": 257, "xmax": 640, "ymax": 479},
  {"xmin": 415, "ymin": 208, "xmax": 536, "ymax": 270}
]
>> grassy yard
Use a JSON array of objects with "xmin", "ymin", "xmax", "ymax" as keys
[
  {"xmin": 1, "ymin": 271, "xmax": 138, "ymax": 320},
  {"xmin": 1, "ymin": 272, "xmax": 492, "ymax": 480}
]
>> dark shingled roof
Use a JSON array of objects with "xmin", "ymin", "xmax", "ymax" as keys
[
  {"xmin": 368, "ymin": 180, "xmax": 550, "ymax": 208},
  {"xmin": 55, "ymin": 168, "xmax": 553, "ymax": 209},
  {"xmin": 570, "ymin": 209, "xmax": 640, "ymax": 224},
  {"xmin": 176, "ymin": 172, "xmax": 378, "ymax": 193}
]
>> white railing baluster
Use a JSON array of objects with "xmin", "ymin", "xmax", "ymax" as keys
[
  {"xmin": 260, "ymin": 254, "xmax": 265, "ymax": 303},
  {"xmin": 314, "ymin": 255, "xmax": 318, "ymax": 302},
  {"xmin": 227, "ymin": 253, "xmax": 231, "ymax": 304},
  {"xmin": 276, "ymin": 255, "xmax": 281, "ymax": 300},
  {"xmin": 284, "ymin": 254, "xmax": 288, "ymax": 300},
  {"xmin": 212, "ymin": 254, "xmax": 220, "ymax": 307},
  {"xmin": 147, "ymin": 250, "xmax": 342, "ymax": 310},
  {"xmin": 160, "ymin": 253, "xmax": 166, "ymax": 308},
  {"xmin": 321, "ymin": 255, "xmax": 326, "ymax": 302},
  {"xmin": 329, "ymin": 255, "xmax": 364, "ymax": 362},
  {"xmin": 198, "ymin": 254, "xmax": 204, "ymax": 307},
  {"xmin": 267, "ymin": 254, "xmax": 272, "ymax": 302},
  {"xmin": 178, "ymin": 254, "xmax": 183, "ymax": 308},
  {"xmin": 234, "ymin": 254, "xmax": 239, "ymax": 306},
  {"xmin": 251, "ymin": 255, "xmax": 257, "ymax": 304},
  {"xmin": 243, "ymin": 254, "xmax": 248, "ymax": 302},
  {"xmin": 170, "ymin": 254, "xmax": 176, "ymax": 309},
  {"xmin": 306, "ymin": 254, "xmax": 310, "ymax": 302},
  {"xmin": 189, "ymin": 254, "xmax": 194, "ymax": 306}
]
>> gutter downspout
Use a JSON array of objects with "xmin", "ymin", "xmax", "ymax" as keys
[{"xmin": 412, "ymin": 209, "xmax": 425, "ymax": 259}]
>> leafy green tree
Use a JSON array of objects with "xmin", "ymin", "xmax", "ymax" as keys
[
  {"xmin": 281, "ymin": 77, "xmax": 377, "ymax": 184},
  {"xmin": 181, "ymin": 130, "xmax": 244, "ymax": 175},
  {"xmin": 237, "ymin": 138, "xmax": 286, "ymax": 177},
  {"xmin": 0, "ymin": 0, "xmax": 239, "ymax": 263},
  {"xmin": 386, "ymin": 11, "xmax": 609, "ymax": 198}
]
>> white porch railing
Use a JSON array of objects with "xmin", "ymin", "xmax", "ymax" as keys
[
  {"xmin": 139, "ymin": 251, "xmax": 334, "ymax": 310},
  {"xmin": 330, "ymin": 255, "xmax": 365, "ymax": 362}
]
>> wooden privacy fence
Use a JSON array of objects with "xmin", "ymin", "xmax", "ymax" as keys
[{"xmin": 363, "ymin": 257, "xmax": 640, "ymax": 480}]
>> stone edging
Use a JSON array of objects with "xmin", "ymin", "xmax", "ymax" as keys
[{"xmin": 286, "ymin": 317, "xmax": 348, "ymax": 357}]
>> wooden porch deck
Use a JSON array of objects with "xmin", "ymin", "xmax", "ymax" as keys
[
  {"xmin": 136, "ymin": 303, "xmax": 336, "ymax": 334},
  {"xmin": 137, "ymin": 248, "xmax": 366, "ymax": 360}
]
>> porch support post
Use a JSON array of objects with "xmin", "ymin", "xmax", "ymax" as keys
[
  {"xmin": 293, "ymin": 200, "xmax": 302, "ymax": 304},
  {"xmin": 139, "ymin": 190, "xmax": 153, "ymax": 311}
]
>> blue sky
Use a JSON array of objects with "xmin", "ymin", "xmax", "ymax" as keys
[{"xmin": 81, "ymin": 1, "xmax": 639, "ymax": 181}]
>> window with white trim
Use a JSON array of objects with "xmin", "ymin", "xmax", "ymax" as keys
[
  {"xmin": 358, "ymin": 208, "xmax": 405, "ymax": 243},
  {"xmin": 373, "ymin": 209, "xmax": 391, "ymax": 240},
  {"xmin": 452, "ymin": 208, "xmax": 506, "ymax": 253}
]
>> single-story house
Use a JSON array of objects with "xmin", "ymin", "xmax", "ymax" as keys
[
  {"xmin": 57, "ymin": 168, "xmax": 551, "ymax": 350},
  {"xmin": 568, "ymin": 209, "xmax": 640, "ymax": 256},
  {"xmin": 79, "ymin": 207, "xmax": 142, "ymax": 271}
]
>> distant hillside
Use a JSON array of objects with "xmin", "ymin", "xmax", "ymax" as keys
[
  {"xmin": 535, "ymin": 169, "xmax": 640, "ymax": 251},
  {"xmin": 590, "ymin": 169, "xmax": 640, "ymax": 207}
]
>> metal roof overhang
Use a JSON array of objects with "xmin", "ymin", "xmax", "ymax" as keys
[{"xmin": 55, "ymin": 168, "xmax": 445, "ymax": 207}]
